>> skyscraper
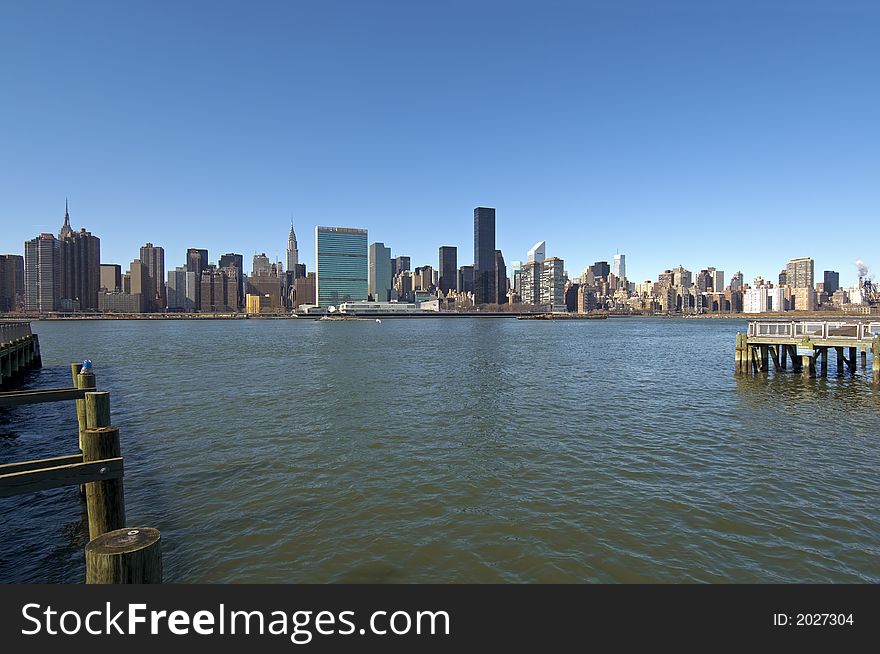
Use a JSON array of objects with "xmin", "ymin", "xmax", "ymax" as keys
[
  {"xmin": 252, "ymin": 253, "xmax": 271, "ymax": 276},
  {"xmin": 590, "ymin": 261, "xmax": 610, "ymax": 279},
  {"xmin": 186, "ymin": 248, "xmax": 208, "ymax": 275},
  {"xmin": 368, "ymin": 242, "xmax": 392, "ymax": 302},
  {"xmin": 438, "ymin": 246, "xmax": 458, "ymax": 294},
  {"xmin": 394, "ymin": 256, "xmax": 411, "ymax": 276},
  {"xmin": 457, "ymin": 265, "xmax": 474, "ymax": 294},
  {"xmin": 139, "ymin": 243, "xmax": 166, "ymax": 311},
  {"xmin": 823, "ymin": 270, "xmax": 840, "ymax": 295},
  {"xmin": 0, "ymin": 254, "xmax": 24, "ymax": 312},
  {"xmin": 100, "ymin": 264, "xmax": 122, "ymax": 292},
  {"xmin": 473, "ymin": 207, "xmax": 496, "ymax": 305},
  {"xmin": 24, "ymin": 233, "xmax": 61, "ymax": 312},
  {"xmin": 58, "ymin": 203, "xmax": 100, "ymax": 310},
  {"xmin": 286, "ymin": 222, "xmax": 299, "ymax": 276},
  {"xmin": 612, "ymin": 253, "xmax": 626, "ymax": 280},
  {"xmin": 786, "ymin": 257, "xmax": 814, "ymax": 289},
  {"xmin": 219, "ymin": 253, "xmax": 245, "ymax": 308},
  {"xmin": 527, "ymin": 241, "xmax": 546, "ymax": 263},
  {"xmin": 495, "ymin": 250, "xmax": 507, "ymax": 304},
  {"xmin": 315, "ymin": 226, "xmax": 368, "ymax": 307}
]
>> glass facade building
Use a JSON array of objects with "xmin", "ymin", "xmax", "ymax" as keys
[
  {"xmin": 316, "ymin": 226, "xmax": 368, "ymax": 307},
  {"xmin": 473, "ymin": 207, "xmax": 496, "ymax": 305}
]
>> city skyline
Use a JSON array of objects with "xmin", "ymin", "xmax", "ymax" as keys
[{"xmin": 1, "ymin": 2, "xmax": 877, "ymax": 286}]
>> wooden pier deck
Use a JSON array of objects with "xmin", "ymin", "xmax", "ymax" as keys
[{"xmin": 737, "ymin": 320, "xmax": 880, "ymax": 381}]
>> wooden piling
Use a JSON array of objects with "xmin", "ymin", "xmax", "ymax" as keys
[
  {"xmin": 861, "ymin": 348, "xmax": 868, "ymax": 369},
  {"xmin": 81, "ymin": 426, "xmax": 126, "ymax": 539},
  {"xmin": 735, "ymin": 334, "xmax": 743, "ymax": 372},
  {"xmin": 85, "ymin": 392, "xmax": 111, "ymax": 429},
  {"xmin": 73, "ymin": 364, "xmax": 96, "ymax": 450},
  {"xmin": 848, "ymin": 347, "xmax": 857, "ymax": 375},
  {"xmin": 836, "ymin": 347, "xmax": 844, "ymax": 375},
  {"xmin": 801, "ymin": 354, "xmax": 814, "ymax": 378},
  {"xmin": 85, "ymin": 527, "xmax": 162, "ymax": 584},
  {"xmin": 873, "ymin": 338, "xmax": 880, "ymax": 384},
  {"xmin": 760, "ymin": 345, "xmax": 769, "ymax": 373},
  {"xmin": 819, "ymin": 347, "xmax": 828, "ymax": 377}
]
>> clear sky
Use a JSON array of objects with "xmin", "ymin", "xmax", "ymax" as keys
[{"xmin": 1, "ymin": 0, "xmax": 877, "ymax": 286}]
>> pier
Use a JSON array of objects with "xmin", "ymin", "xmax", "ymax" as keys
[
  {"xmin": 737, "ymin": 320, "xmax": 880, "ymax": 381},
  {"xmin": 0, "ymin": 322, "xmax": 42, "ymax": 388},
  {"xmin": 0, "ymin": 359, "xmax": 162, "ymax": 583}
]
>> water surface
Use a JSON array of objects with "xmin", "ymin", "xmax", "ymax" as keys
[{"xmin": 1, "ymin": 318, "xmax": 878, "ymax": 583}]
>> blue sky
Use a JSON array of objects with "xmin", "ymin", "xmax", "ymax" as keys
[{"xmin": 1, "ymin": 0, "xmax": 877, "ymax": 285}]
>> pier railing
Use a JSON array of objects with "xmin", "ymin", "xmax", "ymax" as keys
[
  {"xmin": 0, "ymin": 321, "xmax": 33, "ymax": 346},
  {"xmin": 747, "ymin": 320, "xmax": 880, "ymax": 341},
  {"xmin": 0, "ymin": 362, "xmax": 162, "ymax": 583}
]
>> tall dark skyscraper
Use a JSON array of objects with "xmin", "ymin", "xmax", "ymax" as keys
[
  {"xmin": 58, "ymin": 202, "xmax": 101, "ymax": 310},
  {"xmin": 495, "ymin": 249, "xmax": 507, "ymax": 304},
  {"xmin": 458, "ymin": 265, "xmax": 474, "ymax": 294},
  {"xmin": 473, "ymin": 207, "xmax": 496, "ymax": 305},
  {"xmin": 187, "ymin": 248, "xmax": 209, "ymax": 275},
  {"xmin": 394, "ymin": 256, "xmax": 411, "ymax": 275},
  {"xmin": 823, "ymin": 270, "xmax": 840, "ymax": 295},
  {"xmin": 25, "ymin": 233, "xmax": 61, "ymax": 312},
  {"xmin": 590, "ymin": 261, "xmax": 610, "ymax": 279},
  {"xmin": 139, "ymin": 242, "xmax": 165, "ymax": 311},
  {"xmin": 438, "ymin": 246, "xmax": 457, "ymax": 294},
  {"xmin": 0, "ymin": 254, "xmax": 24, "ymax": 312}
]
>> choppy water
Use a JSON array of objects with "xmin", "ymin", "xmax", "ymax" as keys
[{"xmin": 1, "ymin": 318, "xmax": 878, "ymax": 583}]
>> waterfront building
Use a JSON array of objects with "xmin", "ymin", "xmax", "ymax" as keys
[
  {"xmin": 768, "ymin": 287, "xmax": 786, "ymax": 312},
  {"xmin": 100, "ymin": 264, "xmax": 122, "ymax": 292},
  {"xmin": 394, "ymin": 270, "xmax": 413, "ymax": 302},
  {"xmin": 495, "ymin": 250, "xmax": 507, "ymax": 304},
  {"xmin": 612, "ymin": 253, "xmax": 626, "ymax": 280},
  {"xmin": 97, "ymin": 291, "xmax": 144, "ymax": 313},
  {"xmin": 439, "ymin": 246, "xmax": 457, "ymax": 293},
  {"xmin": 473, "ymin": 207, "xmax": 496, "ymax": 305},
  {"xmin": 200, "ymin": 266, "xmax": 240, "ymax": 312},
  {"xmin": 315, "ymin": 226, "xmax": 368, "ymax": 307},
  {"xmin": 58, "ymin": 204, "xmax": 100, "ymax": 311},
  {"xmin": 286, "ymin": 222, "xmax": 299, "ymax": 275},
  {"xmin": 744, "ymin": 286, "xmax": 769, "ymax": 313},
  {"xmin": 24, "ymin": 233, "xmax": 61, "ymax": 312},
  {"xmin": 823, "ymin": 270, "xmax": 840, "ymax": 295},
  {"xmin": 293, "ymin": 272, "xmax": 316, "ymax": 308},
  {"xmin": 730, "ymin": 272, "xmax": 744, "ymax": 292},
  {"xmin": 219, "ymin": 253, "xmax": 245, "ymax": 307},
  {"xmin": 139, "ymin": 243, "xmax": 165, "ymax": 311},
  {"xmin": 457, "ymin": 265, "xmax": 474, "ymax": 294},
  {"xmin": 413, "ymin": 266, "xmax": 434, "ymax": 292},
  {"xmin": 786, "ymin": 257, "xmax": 814, "ymax": 289},
  {"xmin": 338, "ymin": 301, "xmax": 420, "ymax": 315},
  {"xmin": 541, "ymin": 257, "xmax": 566, "ymax": 311},
  {"xmin": 0, "ymin": 254, "xmax": 25, "ymax": 312},
  {"xmin": 186, "ymin": 248, "xmax": 208, "ymax": 275},
  {"xmin": 128, "ymin": 260, "xmax": 152, "ymax": 302},
  {"xmin": 369, "ymin": 242, "xmax": 393, "ymax": 302},
  {"xmin": 778, "ymin": 269, "xmax": 788, "ymax": 286},
  {"xmin": 793, "ymin": 286, "xmax": 817, "ymax": 311},
  {"xmin": 166, "ymin": 266, "xmax": 193, "ymax": 312},
  {"xmin": 710, "ymin": 269, "xmax": 725, "ymax": 293},
  {"xmin": 520, "ymin": 260, "xmax": 541, "ymax": 306}
]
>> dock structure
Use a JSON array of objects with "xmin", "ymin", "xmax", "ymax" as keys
[
  {"xmin": 736, "ymin": 320, "xmax": 880, "ymax": 381},
  {"xmin": 0, "ymin": 360, "xmax": 162, "ymax": 583},
  {"xmin": 0, "ymin": 322, "xmax": 42, "ymax": 388}
]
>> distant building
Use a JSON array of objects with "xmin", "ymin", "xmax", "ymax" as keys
[
  {"xmin": 369, "ymin": 242, "xmax": 392, "ymax": 302},
  {"xmin": 100, "ymin": 264, "xmax": 122, "ymax": 292},
  {"xmin": 793, "ymin": 286, "xmax": 817, "ymax": 311},
  {"xmin": 167, "ymin": 266, "xmax": 193, "ymax": 311},
  {"xmin": 200, "ymin": 266, "xmax": 240, "ymax": 312},
  {"xmin": 139, "ymin": 243, "xmax": 165, "ymax": 311},
  {"xmin": 710, "ymin": 269, "xmax": 724, "ymax": 293},
  {"xmin": 58, "ymin": 203, "xmax": 100, "ymax": 311},
  {"xmin": 527, "ymin": 241, "xmax": 546, "ymax": 263},
  {"xmin": 744, "ymin": 287, "xmax": 769, "ymax": 313},
  {"xmin": 590, "ymin": 261, "xmax": 610, "ymax": 279},
  {"xmin": 252, "ymin": 253, "xmax": 271, "ymax": 276},
  {"xmin": 671, "ymin": 265, "xmax": 692, "ymax": 288},
  {"xmin": 541, "ymin": 257, "xmax": 566, "ymax": 311},
  {"xmin": 24, "ymin": 233, "xmax": 61, "ymax": 312},
  {"xmin": 823, "ymin": 270, "xmax": 840, "ymax": 295},
  {"xmin": 786, "ymin": 257, "xmax": 814, "ymax": 289},
  {"xmin": 0, "ymin": 254, "xmax": 25, "ymax": 312},
  {"xmin": 293, "ymin": 272, "xmax": 316, "ymax": 308},
  {"xmin": 520, "ymin": 260, "xmax": 542, "ymax": 306},
  {"xmin": 187, "ymin": 248, "xmax": 208, "ymax": 275},
  {"xmin": 438, "ymin": 246, "xmax": 457, "ymax": 294},
  {"xmin": 729, "ymin": 272, "xmax": 744, "ymax": 292},
  {"xmin": 413, "ymin": 265, "xmax": 434, "ymax": 291},
  {"xmin": 394, "ymin": 256, "xmax": 411, "ymax": 275},
  {"xmin": 612, "ymin": 253, "xmax": 626, "ymax": 280},
  {"xmin": 286, "ymin": 222, "xmax": 299, "ymax": 275},
  {"xmin": 473, "ymin": 207, "xmax": 496, "ymax": 305},
  {"xmin": 315, "ymin": 226, "xmax": 368, "ymax": 307},
  {"xmin": 495, "ymin": 250, "xmax": 507, "ymax": 304},
  {"xmin": 98, "ymin": 291, "xmax": 144, "ymax": 313},
  {"xmin": 457, "ymin": 265, "xmax": 474, "ymax": 294}
]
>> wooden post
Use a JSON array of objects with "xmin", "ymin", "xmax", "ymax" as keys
[
  {"xmin": 85, "ymin": 391, "xmax": 111, "ymax": 429},
  {"xmin": 848, "ymin": 347, "xmax": 857, "ymax": 375},
  {"xmin": 73, "ymin": 364, "xmax": 96, "ymax": 450},
  {"xmin": 81, "ymin": 426, "xmax": 125, "ymax": 539},
  {"xmin": 760, "ymin": 345, "xmax": 769, "ymax": 372},
  {"xmin": 861, "ymin": 347, "xmax": 868, "ymax": 369},
  {"xmin": 735, "ymin": 334, "xmax": 743, "ymax": 372},
  {"xmin": 802, "ymin": 355, "xmax": 814, "ymax": 378},
  {"xmin": 819, "ymin": 348, "xmax": 828, "ymax": 377},
  {"xmin": 85, "ymin": 527, "xmax": 162, "ymax": 584},
  {"xmin": 836, "ymin": 347, "xmax": 844, "ymax": 375},
  {"xmin": 873, "ymin": 338, "xmax": 880, "ymax": 384}
]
